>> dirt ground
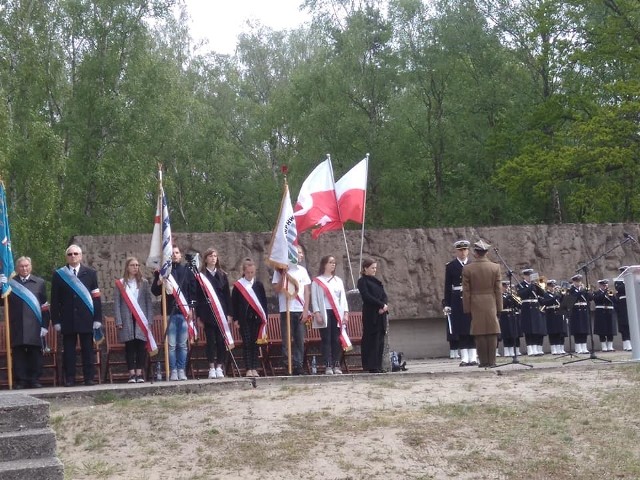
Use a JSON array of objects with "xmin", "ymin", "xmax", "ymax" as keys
[{"xmin": 40, "ymin": 355, "xmax": 640, "ymax": 480}]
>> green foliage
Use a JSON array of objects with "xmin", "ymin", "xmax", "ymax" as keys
[{"xmin": 1, "ymin": 0, "xmax": 640, "ymax": 270}]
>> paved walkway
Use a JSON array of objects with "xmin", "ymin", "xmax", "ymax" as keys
[{"xmin": 1, "ymin": 350, "xmax": 637, "ymax": 401}]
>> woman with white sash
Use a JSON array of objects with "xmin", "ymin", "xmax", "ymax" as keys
[
  {"xmin": 195, "ymin": 248, "xmax": 233, "ymax": 379},
  {"xmin": 113, "ymin": 257, "xmax": 154, "ymax": 383},
  {"xmin": 231, "ymin": 258, "xmax": 268, "ymax": 378},
  {"xmin": 311, "ymin": 255, "xmax": 349, "ymax": 375}
]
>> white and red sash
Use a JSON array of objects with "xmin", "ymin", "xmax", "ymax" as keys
[
  {"xmin": 194, "ymin": 271, "xmax": 235, "ymax": 349},
  {"xmin": 313, "ymin": 277, "xmax": 352, "ymax": 351},
  {"xmin": 234, "ymin": 278, "xmax": 268, "ymax": 344},
  {"xmin": 285, "ymin": 273, "xmax": 306, "ymax": 307},
  {"xmin": 166, "ymin": 274, "xmax": 197, "ymax": 341},
  {"xmin": 115, "ymin": 279, "xmax": 158, "ymax": 355}
]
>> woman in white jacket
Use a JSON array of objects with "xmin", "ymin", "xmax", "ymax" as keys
[{"xmin": 311, "ymin": 255, "xmax": 349, "ymax": 374}]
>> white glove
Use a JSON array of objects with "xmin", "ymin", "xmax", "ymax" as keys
[
  {"xmin": 0, "ymin": 274, "xmax": 7, "ymax": 284},
  {"xmin": 40, "ymin": 327, "xmax": 48, "ymax": 337},
  {"xmin": 54, "ymin": 324, "xmax": 61, "ymax": 332},
  {"xmin": 443, "ymin": 306, "xmax": 452, "ymax": 315},
  {"xmin": 93, "ymin": 321, "xmax": 102, "ymax": 330}
]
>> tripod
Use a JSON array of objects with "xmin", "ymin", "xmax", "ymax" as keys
[
  {"xmin": 491, "ymin": 248, "xmax": 533, "ymax": 370},
  {"xmin": 561, "ymin": 237, "xmax": 632, "ymax": 365}
]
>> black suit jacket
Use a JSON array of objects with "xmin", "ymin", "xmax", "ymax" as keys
[
  {"xmin": 2, "ymin": 275, "xmax": 50, "ymax": 346},
  {"xmin": 50, "ymin": 264, "xmax": 102, "ymax": 334}
]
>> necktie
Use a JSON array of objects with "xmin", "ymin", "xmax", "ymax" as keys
[{"xmin": 73, "ymin": 268, "xmax": 77, "ymax": 276}]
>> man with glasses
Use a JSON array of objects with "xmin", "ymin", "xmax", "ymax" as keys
[{"xmin": 51, "ymin": 245, "xmax": 102, "ymax": 386}]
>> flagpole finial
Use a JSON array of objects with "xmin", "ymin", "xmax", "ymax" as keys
[
  {"xmin": 280, "ymin": 165, "xmax": 289, "ymax": 182},
  {"xmin": 366, "ymin": 153, "xmax": 370, "ymax": 159},
  {"xmin": 326, "ymin": 153, "xmax": 331, "ymax": 161}
]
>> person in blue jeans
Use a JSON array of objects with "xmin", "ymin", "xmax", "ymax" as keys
[{"xmin": 151, "ymin": 246, "xmax": 196, "ymax": 381}]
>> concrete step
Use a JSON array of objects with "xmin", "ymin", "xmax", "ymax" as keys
[
  {"xmin": 0, "ymin": 395, "xmax": 50, "ymax": 433},
  {"xmin": 0, "ymin": 457, "xmax": 64, "ymax": 480},
  {"xmin": 0, "ymin": 428, "xmax": 57, "ymax": 462}
]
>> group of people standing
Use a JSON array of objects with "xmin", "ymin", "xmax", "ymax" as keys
[
  {"xmin": 2, "ymin": 242, "xmax": 390, "ymax": 388},
  {"xmin": 444, "ymin": 239, "xmax": 632, "ymax": 368}
]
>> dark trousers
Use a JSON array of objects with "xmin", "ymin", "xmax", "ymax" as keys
[
  {"xmin": 361, "ymin": 319, "xmax": 385, "ymax": 372},
  {"xmin": 125, "ymin": 339, "xmax": 147, "ymax": 371},
  {"xmin": 63, "ymin": 333, "xmax": 94, "ymax": 383},
  {"xmin": 574, "ymin": 334, "xmax": 587, "ymax": 344},
  {"xmin": 319, "ymin": 310, "xmax": 342, "ymax": 367},
  {"xmin": 12, "ymin": 345, "xmax": 43, "ymax": 386},
  {"xmin": 475, "ymin": 334, "xmax": 498, "ymax": 367},
  {"xmin": 619, "ymin": 324, "xmax": 630, "ymax": 341},
  {"xmin": 204, "ymin": 323, "xmax": 227, "ymax": 365},
  {"xmin": 239, "ymin": 314, "xmax": 261, "ymax": 370},
  {"xmin": 458, "ymin": 334, "xmax": 475, "ymax": 349},
  {"xmin": 548, "ymin": 334, "xmax": 565, "ymax": 345}
]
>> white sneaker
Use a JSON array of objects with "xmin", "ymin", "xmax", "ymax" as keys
[
  {"xmin": 325, "ymin": 367, "xmax": 334, "ymax": 375},
  {"xmin": 333, "ymin": 367, "xmax": 343, "ymax": 374},
  {"xmin": 208, "ymin": 368, "xmax": 216, "ymax": 379},
  {"xmin": 169, "ymin": 369, "xmax": 178, "ymax": 381},
  {"xmin": 178, "ymin": 369, "xmax": 187, "ymax": 380},
  {"xmin": 215, "ymin": 367, "xmax": 224, "ymax": 378}
]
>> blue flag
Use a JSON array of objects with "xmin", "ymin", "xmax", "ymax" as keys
[{"xmin": 0, "ymin": 182, "xmax": 14, "ymax": 297}]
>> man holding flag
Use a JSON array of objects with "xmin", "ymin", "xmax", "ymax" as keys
[{"xmin": 2, "ymin": 256, "xmax": 50, "ymax": 389}]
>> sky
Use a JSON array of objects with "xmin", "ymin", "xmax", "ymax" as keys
[{"xmin": 181, "ymin": 0, "xmax": 312, "ymax": 55}]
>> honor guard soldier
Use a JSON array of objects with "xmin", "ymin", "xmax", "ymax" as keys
[
  {"xmin": 593, "ymin": 279, "xmax": 617, "ymax": 352},
  {"xmin": 443, "ymin": 240, "xmax": 477, "ymax": 366},
  {"xmin": 614, "ymin": 267, "xmax": 632, "ymax": 351},
  {"xmin": 539, "ymin": 279, "xmax": 566, "ymax": 354},
  {"xmin": 568, "ymin": 274, "xmax": 592, "ymax": 354},
  {"xmin": 516, "ymin": 269, "xmax": 546, "ymax": 356},
  {"xmin": 499, "ymin": 281, "xmax": 521, "ymax": 357}
]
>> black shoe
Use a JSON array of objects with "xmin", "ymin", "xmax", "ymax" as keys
[
  {"xmin": 64, "ymin": 380, "xmax": 76, "ymax": 387},
  {"xmin": 30, "ymin": 382, "xmax": 43, "ymax": 388},
  {"xmin": 459, "ymin": 362, "xmax": 470, "ymax": 367},
  {"xmin": 469, "ymin": 361, "xmax": 478, "ymax": 366},
  {"xmin": 84, "ymin": 380, "xmax": 95, "ymax": 386},
  {"xmin": 14, "ymin": 383, "xmax": 26, "ymax": 390}
]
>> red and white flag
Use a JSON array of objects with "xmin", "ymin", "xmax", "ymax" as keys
[
  {"xmin": 267, "ymin": 183, "xmax": 299, "ymax": 270},
  {"xmin": 294, "ymin": 159, "xmax": 340, "ymax": 237},
  {"xmin": 306, "ymin": 157, "xmax": 368, "ymax": 238},
  {"xmin": 336, "ymin": 157, "xmax": 367, "ymax": 224}
]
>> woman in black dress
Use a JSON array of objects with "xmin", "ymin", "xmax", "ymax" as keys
[{"xmin": 357, "ymin": 258, "xmax": 389, "ymax": 373}]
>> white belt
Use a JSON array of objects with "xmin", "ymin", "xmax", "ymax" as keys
[
  {"xmin": 574, "ymin": 302, "xmax": 588, "ymax": 307},
  {"xmin": 502, "ymin": 308, "xmax": 513, "ymax": 312},
  {"xmin": 545, "ymin": 306, "xmax": 559, "ymax": 310},
  {"xmin": 620, "ymin": 296, "xmax": 626, "ymax": 299},
  {"xmin": 522, "ymin": 299, "xmax": 538, "ymax": 303},
  {"xmin": 595, "ymin": 306, "xmax": 614, "ymax": 310},
  {"xmin": 452, "ymin": 286, "xmax": 462, "ymax": 291}
]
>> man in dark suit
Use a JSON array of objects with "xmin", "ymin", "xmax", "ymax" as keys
[
  {"xmin": 3, "ymin": 256, "xmax": 50, "ymax": 388},
  {"xmin": 51, "ymin": 244, "xmax": 102, "ymax": 386},
  {"xmin": 444, "ymin": 240, "xmax": 477, "ymax": 366},
  {"xmin": 462, "ymin": 240, "xmax": 502, "ymax": 368}
]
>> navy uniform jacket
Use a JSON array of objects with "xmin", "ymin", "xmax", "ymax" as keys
[
  {"xmin": 499, "ymin": 291, "xmax": 521, "ymax": 339},
  {"xmin": 3, "ymin": 275, "xmax": 50, "ymax": 346},
  {"xmin": 517, "ymin": 281, "xmax": 546, "ymax": 336},
  {"xmin": 51, "ymin": 265, "xmax": 102, "ymax": 334},
  {"xmin": 593, "ymin": 288, "xmax": 617, "ymax": 337},
  {"xmin": 444, "ymin": 258, "xmax": 471, "ymax": 338},
  {"xmin": 614, "ymin": 282, "xmax": 628, "ymax": 327},
  {"xmin": 540, "ymin": 290, "xmax": 566, "ymax": 335},
  {"xmin": 568, "ymin": 285, "xmax": 592, "ymax": 335},
  {"xmin": 195, "ymin": 268, "xmax": 232, "ymax": 325}
]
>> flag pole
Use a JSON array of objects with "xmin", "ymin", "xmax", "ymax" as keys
[
  {"xmin": 158, "ymin": 165, "xmax": 170, "ymax": 381},
  {"xmin": 357, "ymin": 154, "xmax": 369, "ymax": 277},
  {"xmin": 0, "ymin": 179, "xmax": 14, "ymax": 389},
  {"xmin": 327, "ymin": 154, "xmax": 357, "ymax": 291}
]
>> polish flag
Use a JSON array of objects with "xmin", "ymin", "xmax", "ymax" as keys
[
  {"xmin": 336, "ymin": 157, "xmax": 367, "ymax": 224},
  {"xmin": 294, "ymin": 159, "xmax": 340, "ymax": 235}
]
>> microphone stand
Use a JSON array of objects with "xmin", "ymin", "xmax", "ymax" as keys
[
  {"xmin": 491, "ymin": 247, "xmax": 533, "ymax": 369},
  {"xmin": 563, "ymin": 237, "xmax": 632, "ymax": 365}
]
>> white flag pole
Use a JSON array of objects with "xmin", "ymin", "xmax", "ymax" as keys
[
  {"xmin": 328, "ymin": 154, "xmax": 357, "ymax": 291},
  {"xmin": 357, "ymin": 154, "xmax": 369, "ymax": 278}
]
